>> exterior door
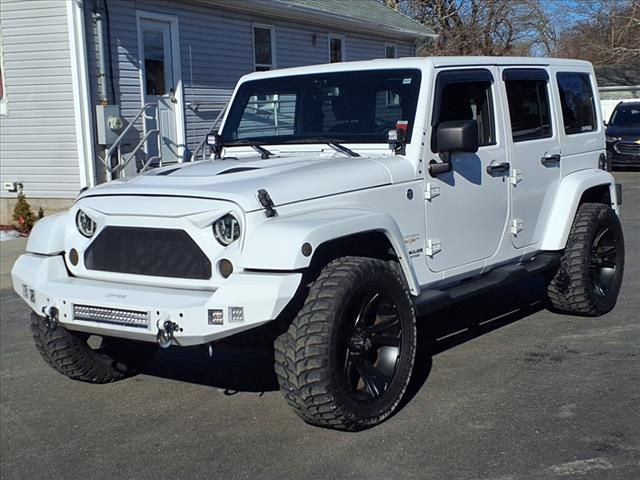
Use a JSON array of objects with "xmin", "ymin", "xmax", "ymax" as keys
[
  {"xmin": 500, "ymin": 67, "xmax": 561, "ymax": 248},
  {"xmin": 139, "ymin": 17, "xmax": 182, "ymax": 166},
  {"xmin": 424, "ymin": 68, "xmax": 509, "ymax": 273}
]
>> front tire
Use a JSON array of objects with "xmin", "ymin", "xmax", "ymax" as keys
[
  {"xmin": 546, "ymin": 203, "xmax": 625, "ymax": 316},
  {"xmin": 274, "ymin": 257, "xmax": 417, "ymax": 431},
  {"xmin": 31, "ymin": 313, "xmax": 157, "ymax": 383}
]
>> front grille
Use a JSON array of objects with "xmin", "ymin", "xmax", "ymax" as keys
[
  {"xmin": 614, "ymin": 141, "xmax": 640, "ymax": 156},
  {"xmin": 84, "ymin": 227, "xmax": 211, "ymax": 280},
  {"xmin": 73, "ymin": 304, "xmax": 150, "ymax": 329}
]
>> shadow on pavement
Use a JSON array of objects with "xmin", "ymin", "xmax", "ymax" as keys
[
  {"xmin": 144, "ymin": 275, "xmax": 547, "ymax": 399},
  {"xmin": 401, "ymin": 275, "xmax": 546, "ymax": 407},
  {"xmin": 145, "ymin": 341, "xmax": 279, "ymax": 394}
]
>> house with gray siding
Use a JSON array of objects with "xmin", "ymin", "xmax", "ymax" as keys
[{"xmin": 0, "ymin": 0, "xmax": 434, "ymax": 223}]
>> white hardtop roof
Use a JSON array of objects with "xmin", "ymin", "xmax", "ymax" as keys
[{"xmin": 239, "ymin": 56, "xmax": 594, "ymax": 82}]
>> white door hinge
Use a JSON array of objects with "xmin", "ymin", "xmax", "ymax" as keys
[
  {"xmin": 424, "ymin": 183, "xmax": 440, "ymax": 201},
  {"xmin": 511, "ymin": 219, "xmax": 524, "ymax": 235},
  {"xmin": 426, "ymin": 238, "xmax": 442, "ymax": 256},
  {"xmin": 510, "ymin": 169, "xmax": 523, "ymax": 185}
]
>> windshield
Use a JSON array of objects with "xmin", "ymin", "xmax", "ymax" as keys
[
  {"xmin": 221, "ymin": 69, "xmax": 422, "ymax": 145},
  {"xmin": 609, "ymin": 105, "xmax": 640, "ymax": 127}
]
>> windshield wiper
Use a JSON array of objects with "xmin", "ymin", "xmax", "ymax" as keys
[
  {"xmin": 224, "ymin": 140, "xmax": 273, "ymax": 159},
  {"xmin": 283, "ymin": 138, "xmax": 360, "ymax": 157}
]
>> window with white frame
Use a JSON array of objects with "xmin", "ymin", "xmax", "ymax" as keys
[
  {"xmin": 385, "ymin": 43, "xmax": 397, "ymax": 59},
  {"xmin": 253, "ymin": 25, "xmax": 275, "ymax": 71},
  {"xmin": 329, "ymin": 34, "xmax": 345, "ymax": 63},
  {"xmin": 0, "ymin": 35, "xmax": 7, "ymax": 115}
]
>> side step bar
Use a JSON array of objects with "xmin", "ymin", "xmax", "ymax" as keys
[{"xmin": 413, "ymin": 252, "xmax": 561, "ymax": 316}]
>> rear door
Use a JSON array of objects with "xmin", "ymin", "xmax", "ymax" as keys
[{"xmin": 501, "ymin": 67, "xmax": 561, "ymax": 248}]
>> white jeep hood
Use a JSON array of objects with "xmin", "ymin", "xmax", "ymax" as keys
[{"xmin": 80, "ymin": 153, "xmax": 413, "ymax": 212}]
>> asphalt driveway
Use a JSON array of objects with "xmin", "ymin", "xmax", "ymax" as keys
[{"xmin": 1, "ymin": 172, "xmax": 638, "ymax": 480}]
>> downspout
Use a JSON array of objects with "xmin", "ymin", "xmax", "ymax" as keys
[{"xmin": 94, "ymin": 0, "xmax": 109, "ymax": 105}]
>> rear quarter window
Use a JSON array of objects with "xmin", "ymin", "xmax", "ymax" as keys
[{"xmin": 556, "ymin": 72, "xmax": 597, "ymax": 135}]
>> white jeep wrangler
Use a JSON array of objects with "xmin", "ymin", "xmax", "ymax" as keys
[{"xmin": 13, "ymin": 57, "xmax": 624, "ymax": 431}]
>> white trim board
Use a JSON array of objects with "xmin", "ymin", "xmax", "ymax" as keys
[{"xmin": 66, "ymin": 0, "xmax": 96, "ymax": 188}]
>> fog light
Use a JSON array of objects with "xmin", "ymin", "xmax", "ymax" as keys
[
  {"xmin": 218, "ymin": 259, "xmax": 234, "ymax": 278},
  {"xmin": 69, "ymin": 248, "xmax": 79, "ymax": 266},
  {"xmin": 229, "ymin": 306, "xmax": 244, "ymax": 323},
  {"xmin": 208, "ymin": 309, "xmax": 224, "ymax": 325}
]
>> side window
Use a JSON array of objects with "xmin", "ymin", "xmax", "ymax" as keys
[
  {"xmin": 329, "ymin": 34, "xmax": 345, "ymax": 63},
  {"xmin": 557, "ymin": 72, "xmax": 596, "ymax": 134},
  {"xmin": 253, "ymin": 25, "xmax": 275, "ymax": 71},
  {"xmin": 432, "ymin": 69, "xmax": 496, "ymax": 151},
  {"xmin": 504, "ymin": 69, "xmax": 552, "ymax": 142}
]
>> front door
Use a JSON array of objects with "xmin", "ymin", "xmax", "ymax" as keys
[
  {"xmin": 424, "ymin": 67, "xmax": 509, "ymax": 273},
  {"xmin": 139, "ymin": 16, "xmax": 182, "ymax": 167},
  {"xmin": 500, "ymin": 67, "xmax": 561, "ymax": 248}
]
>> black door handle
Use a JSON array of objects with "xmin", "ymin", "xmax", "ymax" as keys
[
  {"xmin": 486, "ymin": 162, "xmax": 510, "ymax": 175},
  {"xmin": 541, "ymin": 154, "xmax": 561, "ymax": 166}
]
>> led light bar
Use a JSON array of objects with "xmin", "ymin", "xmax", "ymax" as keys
[{"xmin": 73, "ymin": 304, "xmax": 150, "ymax": 329}]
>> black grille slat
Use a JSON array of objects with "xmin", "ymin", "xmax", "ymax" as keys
[
  {"xmin": 615, "ymin": 142, "xmax": 640, "ymax": 156},
  {"xmin": 85, "ymin": 227, "xmax": 211, "ymax": 280}
]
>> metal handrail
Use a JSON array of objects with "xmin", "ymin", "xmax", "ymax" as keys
[
  {"xmin": 118, "ymin": 128, "xmax": 160, "ymax": 173},
  {"xmin": 191, "ymin": 104, "xmax": 228, "ymax": 162},
  {"xmin": 97, "ymin": 102, "xmax": 158, "ymax": 176}
]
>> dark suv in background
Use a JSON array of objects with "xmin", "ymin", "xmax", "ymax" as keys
[{"xmin": 606, "ymin": 101, "xmax": 640, "ymax": 169}]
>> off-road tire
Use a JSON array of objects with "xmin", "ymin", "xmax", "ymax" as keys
[
  {"xmin": 31, "ymin": 313, "xmax": 157, "ymax": 383},
  {"xmin": 274, "ymin": 257, "xmax": 417, "ymax": 431},
  {"xmin": 546, "ymin": 203, "xmax": 624, "ymax": 316}
]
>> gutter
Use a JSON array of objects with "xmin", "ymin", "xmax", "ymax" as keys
[{"xmin": 93, "ymin": 0, "xmax": 109, "ymax": 104}]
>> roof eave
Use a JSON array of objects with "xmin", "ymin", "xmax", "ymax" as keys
[{"xmin": 194, "ymin": 0, "xmax": 436, "ymax": 41}]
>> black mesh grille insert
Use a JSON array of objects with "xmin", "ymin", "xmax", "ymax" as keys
[{"xmin": 84, "ymin": 227, "xmax": 211, "ymax": 280}]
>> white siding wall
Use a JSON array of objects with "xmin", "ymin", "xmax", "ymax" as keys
[
  {"xmin": 84, "ymin": 0, "xmax": 415, "ymax": 180},
  {"xmin": 0, "ymin": 0, "xmax": 81, "ymax": 199}
]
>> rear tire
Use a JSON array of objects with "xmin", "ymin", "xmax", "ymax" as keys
[
  {"xmin": 274, "ymin": 257, "xmax": 416, "ymax": 431},
  {"xmin": 31, "ymin": 313, "xmax": 157, "ymax": 383},
  {"xmin": 546, "ymin": 203, "xmax": 624, "ymax": 316}
]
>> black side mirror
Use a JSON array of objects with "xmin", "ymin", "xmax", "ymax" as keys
[
  {"xmin": 436, "ymin": 120, "xmax": 479, "ymax": 153},
  {"xmin": 428, "ymin": 120, "xmax": 479, "ymax": 176}
]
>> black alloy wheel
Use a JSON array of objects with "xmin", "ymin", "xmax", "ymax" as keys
[
  {"xmin": 340, "ymin": 288, "xmax": 403, "ymax": 402},
  {"xmin": 589, "ymin": 226, "xmax": 618, "ymax": 298}
]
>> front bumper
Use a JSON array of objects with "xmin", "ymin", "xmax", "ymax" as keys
[{"xmin": 12, "ymin": 253, "xmax": 301, "ymax": 346}]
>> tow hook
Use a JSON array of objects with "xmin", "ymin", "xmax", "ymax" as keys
[
  {"xmin": 156, "ymin": 320, "xmax": 181, "ymax": 348},
  {"xmin": 42, "ymin": 305, "xmax": 59, "ymax": 330}
]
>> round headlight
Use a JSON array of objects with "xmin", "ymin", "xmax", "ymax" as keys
[
  {"xmin": 76, "ymin": 209, "xmax": 96, "ymax": 238},
  {"xmin": 213, "ymin": 214, "xmax": 241, "ymax": 246}
]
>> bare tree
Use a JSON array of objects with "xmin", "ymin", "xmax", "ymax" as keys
[
  {"xmin": 401, "ymin": 0, "xmax": 555, "ymax": 56},
  {"xmin": 552, "ymin": 0, "xmax": 640, "ymax": 64}
]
